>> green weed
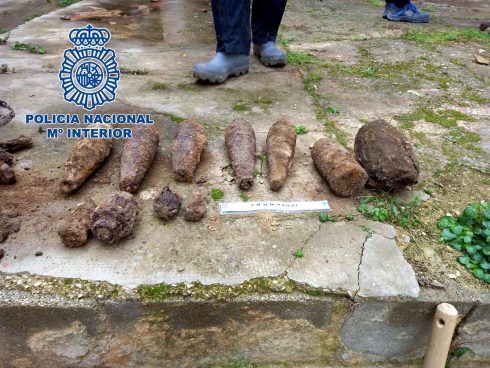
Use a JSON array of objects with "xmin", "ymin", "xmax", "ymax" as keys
[
  {"xmin": 211, "ymin": 188, "xmax": 224, "ymax": 201},
  {"xmin": 404, "ymin": 28, "xmax": 490, "ymax": 45},
  {"xmin": 233, "ymin": 101, "xmax": 249, "ymax": 112},
  {"xmin": 293, "ymin": 249, "xmax": 304, "ymax": 258},
  {"xmin": 294, "ymin": 125, "xmax": 308, "ymax": 135},
  {"xmin": 394, "ymin": 107, "xmax": 475, "ymax": 129},
  {"xmin": 11, "ymin": 42, "xmax": 46, "ymax": 54},
  {"xmin": 438, "ymin": 202, "xmax": 490, "ymax": 284},
  {"xmin": 164, "ymin": 113, "xmax": 185, "ymax": 123},
  {"xmin": 367, "ymin": 0, "xmax": 384, "ymax": 7},
  {"xmin": 358, "ymin": 195, "xmax": 421, "ymax": 228},
  {"xmin": 240, "ymin": 192, "xmax": 250, "ymax": 202},
  {"xmin": 151, "ymin": 82, "xmax": 167, "ymax": 91},
  {"xmin": 287, "ymin": 51, "xmax": 321, "ymax": 66}
]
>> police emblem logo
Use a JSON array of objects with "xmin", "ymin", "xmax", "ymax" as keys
[{"xmin": 59, "ymin": 24, "xmax": 120, "ymax": 111}]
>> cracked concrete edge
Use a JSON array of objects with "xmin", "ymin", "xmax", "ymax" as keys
[{"xmin": 353, "ymin": 233, "xmax": 369, "ymax": 299}]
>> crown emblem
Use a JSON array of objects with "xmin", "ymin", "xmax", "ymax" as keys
[{"xmin": 68, "ymin": 24, "xmax": 111, "ymax": 49}]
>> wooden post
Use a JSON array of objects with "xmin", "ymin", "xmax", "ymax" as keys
[{"xmin": 423, "ymin": 303, "xmax": 459, "ymax": 368}]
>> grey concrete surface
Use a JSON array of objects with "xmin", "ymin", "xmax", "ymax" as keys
[{"xmin": 358, "ymin": 234, "xmax": 420, "ymax": 298}]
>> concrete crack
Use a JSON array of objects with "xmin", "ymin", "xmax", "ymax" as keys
[
  {"xmin": 352, "ymin": 233, "xmax": 370, "ymax": 300},
  {"xmin": 452, "ymin": 303, "xmax": 480, "ymax": 346},
  {"xmin": 285, "ymin": 223, "xmax": 322, "ymax": 273}
]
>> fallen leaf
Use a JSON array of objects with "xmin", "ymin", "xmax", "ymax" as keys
[{"xmin": 474, "ymin": 54, "xmax": 489, "ymax": 65}]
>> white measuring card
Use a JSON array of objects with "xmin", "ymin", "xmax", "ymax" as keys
[{"xmin": 219, "ymin": 200, "xmax": 331, "ymax": 215}]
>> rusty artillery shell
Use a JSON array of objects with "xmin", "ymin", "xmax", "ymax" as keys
[
  {"xmin": 225, "ymin": 119, "xmax": 256, "ymax": 190},
  {"xmin": 311, "ymin": 138, "xmax": 367, "ymax": 197},
  {"xmin": 266, "ymin": 119, "xmax": 296, "ymax": 191},
  {"xmin": 171, "ymin": 120, "xmax": 207, "ymax": 183},
  {"xmin": 60, "ymin": 125, "xmax": 114, "ymax": 194},
  {"xmin": 120, "ymin": 125, "xmax": 160, "ymax": 193}
]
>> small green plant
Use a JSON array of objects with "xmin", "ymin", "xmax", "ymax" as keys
[
  {"xmin": 0, "ymin": 28, "xmax": 9, "ymax": 34},
  {"xmin": 58, "ymin": 0, "xmax": 76, "ymax": 6},
  {"xmin": 240, "ymin": 192, "xmax": 250, "ymax": 202},
  {"xmin": 319, "ymin": 213, "xmax": 335, "ymax": 223},
  {"xmin": 326, "ymin": 106, "xmax": 339, "ymax": 114},
  {"xmin": 438, "ymin": 202, "xmax": 490, "ymax": 284},
  {"xmin": 345, "ymin": 214, "xmax": 355, "ymax": 221},
  {"xmin": 211, "ymin": 188, "xmax": 224, "ymax": 201},
  {"xmin": 151, "ymin": 82, "xmax": 167, "ymax": 91},
  {"xmin": 164, "ymin": 113, "xmax": 185, "ymax": 123},
  {"xmin": 259, "ymin": 153, "xmax": 268, "ymax": 173},
  {"xmin": 294, "ymin": 125, "xmax": 308, "ymax": 135},
  {"xmin": 253, "ymin": 96, "xmax": 272, "ymax": 105},
  {"xmin": 12, "ymin": 42, "xmax": 46, "ymax": 54},
  {"xmin": 233, "ymin": 101, "xmax": 249, "ymax": 112},
  {"xmin": 449, "ymin": 346, "xmax": 472, "ymax": 359},
  {"xmin": 253, "ymin": 169, "xmax": 261, "ymax": 177},
  {"xmin": 362, "ymin": 225, "xmax": 373, "ymax": 238},
  {"xmin": 367, "ymin": 0, "xmax": 384, "ymax": 7},
  {"xmin": 364, "ymin": 67, "xmax": 378, "ymax": 77},
  {"xmin": 287, "ymin": 51, "xmax": 320, "ymax": 66},
  {"xmin": 293, "ymin": 249, "xmax": 304, "ymax": 258},
  {"xmin": 358, "ymin": 195, "xmax": 421, "ymax": 228}
]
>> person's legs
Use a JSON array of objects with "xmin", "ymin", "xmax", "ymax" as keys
[
  {"xmin": 213, "ymin": 0, "xmax": 251, "ymax": 55},
  {"xmin": 251, "ymin": 0, "xmax": 288, "ymax": 66},
  {"xmin": 193, "ymin": 0, "xmax": 251, "ymax": 83},
  {"xmin": 386, "ymin": 0, "xmax": 410, "ymax": 6},
  {"xmin": 251, "ymin": 0, "xmax": 287, "ymax": 45}
]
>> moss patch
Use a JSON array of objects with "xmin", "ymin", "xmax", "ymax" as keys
[
  {"xmin": 404, "ymin": 28, "xmax": 490, "ymax": 45},
  {"xmin": 394, "ymin": 107, "xmax": 475, "ymax": 129}
]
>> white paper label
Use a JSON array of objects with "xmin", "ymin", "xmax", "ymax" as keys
[{"xmin": 219, "ymin": 200, "xmax": 331, "ymax": 215}]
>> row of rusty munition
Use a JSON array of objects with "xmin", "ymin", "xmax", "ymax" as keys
[
  {"xmin": 58, "ymin": 119, "xmax": 418, "ymax": 197},
  {"xmin": 56, "ymin": 119, "xmax": 418, "ymax": 196}
]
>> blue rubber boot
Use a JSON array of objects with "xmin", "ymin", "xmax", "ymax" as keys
[
  {"xmin": 193, "ymin": 52, "xmax": 249, "ymax": 84},
  {"xmin": 386, "ymin": 3, "xmax": 430, "ymax": 23},
  {"xmin": 253, "ymin": 41, "xmax": 286, "ymax": 66}
]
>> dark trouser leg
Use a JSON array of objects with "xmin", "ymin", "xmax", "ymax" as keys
[
  {"xmin": 211, "ymin": 0, "xmax": 251, "ymax": 55},
  {"xmin": 251, "ymin": 0, "xmax": 287, "ymax": 45},
  {"xmin": 385, "ymin": 0, "xmax": 410, "ymax": 6}
]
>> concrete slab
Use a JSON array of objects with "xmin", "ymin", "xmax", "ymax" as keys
[
  {"xmin": 358, "ymin": 235, "xmax": 420, "ymax": 298},
  {"xmin": 287, "ymin": 222, "xmax": 365, "ymax": 295}
]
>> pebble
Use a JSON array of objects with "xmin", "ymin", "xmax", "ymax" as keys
[
  {"xmin": 402, "ymin": 235, "xmax": 411, "ymax": 243},
  {"xmin": 18, "ymin": 160, "xmax": 33, "ymax": 170},
  {"xmin": 35, "ymin": 251, "xmax": 43, "ymax": 257},
  {"xmin": 447, "ymin": 273, "xmax": 457, "ymax": 279}
]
